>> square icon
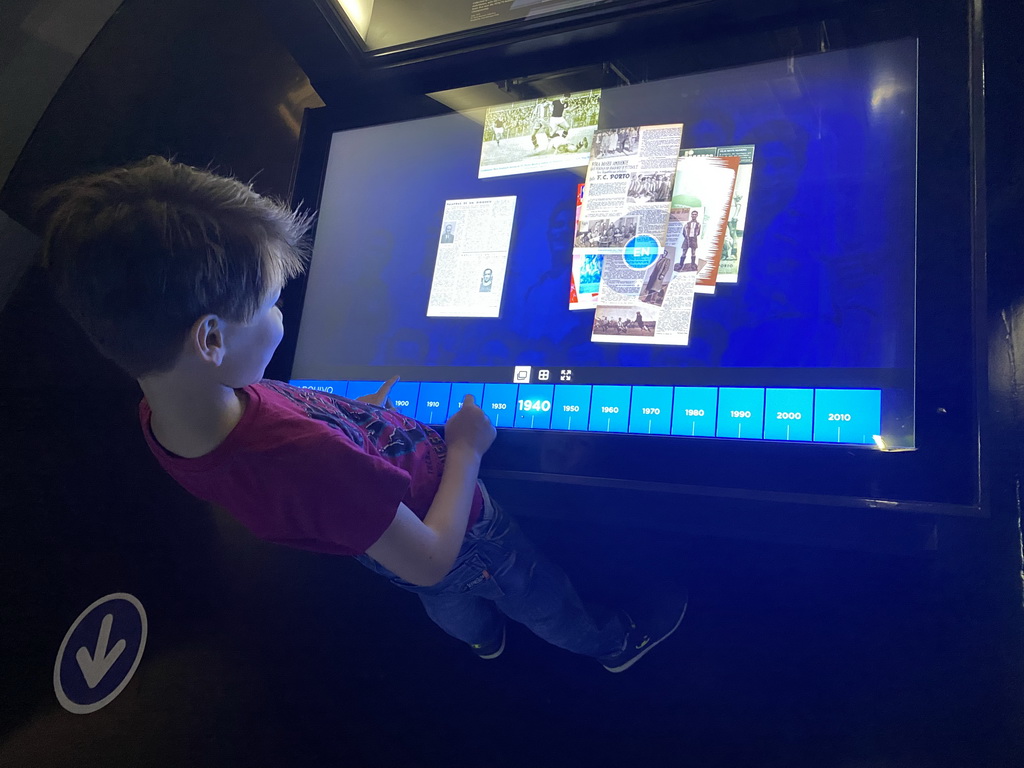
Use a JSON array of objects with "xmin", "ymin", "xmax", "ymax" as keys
[
  {"xmin": 538, "ymin": 369, "xmax": 550, "ymax": 381},
  {"xmin": 560, "ymin": 369, "xmax": 573, "ymax": 382},
  {"xmin": 513, "ymin": 365, "xmax": 532, "ymax": 383}
]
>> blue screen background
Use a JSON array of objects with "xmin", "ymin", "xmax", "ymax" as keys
[{"xmin": 292, "ymin": 39, "xmax": 916, "ymax": 377}]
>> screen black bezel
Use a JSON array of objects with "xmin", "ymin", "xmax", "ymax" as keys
[{"xmin": 271, "ymin": 1, "xmax": 983, "ymax": 516}]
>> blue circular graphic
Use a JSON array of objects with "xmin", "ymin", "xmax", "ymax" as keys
[
  {"xmin": 54, "ymin": 593, "xmax": 147, "ymax": 714},
  {"xmin": 622, "ymin": 234, "xmax": 660, "ymax": 269}
]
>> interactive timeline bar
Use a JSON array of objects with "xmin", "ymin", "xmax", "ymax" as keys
[{"xmin": 288, "ymin": 380, "xmax": 883, "ymax": 445}]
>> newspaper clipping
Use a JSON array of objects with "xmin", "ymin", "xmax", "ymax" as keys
[
  {"xmin": 569, "ymin": 183, "xmax": 603, "ymax": 309},
  {"xmin": 479, "ymin": 89, "xmax": 602, "ymax": 179},
  {"xmin": 710, "ymin": 145, "xmax": 756, "ymax": 283},
  {"xmin": 668, "ymin": 150, "xmax": 740, "ymax": 294},
  {"xmin": 426, "ymin": 196, "xmax": 517, "ymax": 318},
  {"xmin": 571, "ymin": 123, "xmax": 704, "ymax": 346}
]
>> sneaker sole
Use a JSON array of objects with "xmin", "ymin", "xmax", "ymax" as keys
[
  {"xmin": 474, "ymin": 626, "xmax": 506, "ymax": 660},
  {"xmin": 602, "ymin": 598, "xmax": 688, "ymax": 674}
]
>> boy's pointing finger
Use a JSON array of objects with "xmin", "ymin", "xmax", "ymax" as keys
[
  {"xmin": 356, "ymin": 375, "xmax": 401, "ymax": 407},
  {"xmin": 378, "ymin": 375, "xmax": 400, "ymax": 397}
]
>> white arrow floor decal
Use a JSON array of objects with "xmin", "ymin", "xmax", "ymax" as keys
[{"xmin": 75, "ymin": 613, "xmax": 127, "ymax": 689}]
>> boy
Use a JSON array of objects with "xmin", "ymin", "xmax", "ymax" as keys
[{"xmin": 40, "ymin": 156, "xmax": 686, "ymax": 672}]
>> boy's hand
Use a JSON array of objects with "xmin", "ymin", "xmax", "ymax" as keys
[
  {"xmin": 357, "ymin": 375, "xmax": 399, "ymax": 409},
  {"xmin": 444, "ymin": 394, "xmax": 496, "ymax": 458}
]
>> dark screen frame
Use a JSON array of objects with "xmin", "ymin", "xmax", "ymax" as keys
[{"xmin": 271, "ymin": 0, "xmax": 984, "ymax": 519}]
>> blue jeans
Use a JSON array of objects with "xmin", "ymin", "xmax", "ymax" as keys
[{"xmin": 355, "ymin": 483, "xmax": 627, "ymax": 659}]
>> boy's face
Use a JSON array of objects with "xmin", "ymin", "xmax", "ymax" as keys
[{"xmin": 219, "ymin": 285, "xmax": 284, "ymax": 388}]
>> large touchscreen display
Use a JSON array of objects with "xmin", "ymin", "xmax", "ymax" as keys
[{"xmin": 290, "ymin": 39, "xmax": 917, "ymax": 447}]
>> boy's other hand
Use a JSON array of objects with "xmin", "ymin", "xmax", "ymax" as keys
[
  {"xmin": 357, "ymin": 375, "xmax": 399, "ymax": 409},
  {"xmin": 445, "ymin": 394, "xmax": 496, "ymax": 458}
]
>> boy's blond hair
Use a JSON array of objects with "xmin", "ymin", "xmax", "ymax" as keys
[{"xmin": 40, "ymin": 156, "xmax": 311, "ymax": 378}]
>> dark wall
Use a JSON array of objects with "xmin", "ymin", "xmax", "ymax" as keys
[
  {"xmin": 2, "ymin": 0, "xmax": 1023, "ymax": 766},
  {"xmin": 0, "ymin": 0, "xmax": 335, "ymax": 763},
  {"xmin": 0, "ymin": 0, "xmax": 320, "ymax": 227}
]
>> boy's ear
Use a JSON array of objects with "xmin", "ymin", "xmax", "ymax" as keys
[{"xmin": 190, "ymin": 315, "xmax": 227, "ymax": 365}]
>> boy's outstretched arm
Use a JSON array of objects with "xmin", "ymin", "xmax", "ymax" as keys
[{"xmin": 364, "ymin": 395, "xmax": 496, "ymax": 587}]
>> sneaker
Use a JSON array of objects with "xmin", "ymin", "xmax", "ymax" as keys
[
  {"xmin": 469, "ymin": 625, "xmax": 506, "ymax": 660},
  {"xmin": 600, "ymin": 594, "xmax": 688, "ymax": 673}
]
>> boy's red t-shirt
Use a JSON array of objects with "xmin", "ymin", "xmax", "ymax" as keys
[{"xmin": 139, "ymin": 380, "xmax": 483, "ymax": 556}]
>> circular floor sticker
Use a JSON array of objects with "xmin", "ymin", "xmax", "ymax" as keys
[{"xmin": 54, "ymin": 593, "xmax": 147, "ymax": 714}]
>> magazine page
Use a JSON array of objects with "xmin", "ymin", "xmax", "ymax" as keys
[
  {"xmin": 590, "ymin": 234, "xmax": 697, "ymax": 345},
  {"xmin": 478, "ymin": 89, "xmax": 602, "ymax": 179},
  {"xmin": 569, "ymin": 122, "xmax": 679, "ymax": 311},
  {"xmin": 575, "ymin": 124, "xmax": 698, "ymax": 344},
  {"xmin": 569, "ymin": 183, "xmax": 603, "ymax": 310},
  {"xmin": 669, "ymin": 151, "xmax": 740, "ymax": 294},
  {"xmin": 426, "ymin": 196, "xmax": 517, "ymax": 318},
  {"xmin": 712, "ymin": 145, "xmax": 756, "ymax": 283}
]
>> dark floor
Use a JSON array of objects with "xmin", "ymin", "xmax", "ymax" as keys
[
  {"xmin": 213, "ymin": 522, "xmax": 1019, "ymax": 768},
  {"xmin": 11, "ymin": 499, "xmax": 1022, "ymax": 767}
]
